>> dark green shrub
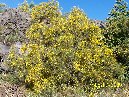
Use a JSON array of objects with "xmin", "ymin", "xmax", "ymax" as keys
[{"xmin": 104, "ymin": 0, "xmax": 129, "ymax": 81}]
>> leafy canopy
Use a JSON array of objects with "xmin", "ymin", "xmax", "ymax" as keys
[{"xmin": 104, "ymin": 0, "xmax": 129, "ymax": 80}]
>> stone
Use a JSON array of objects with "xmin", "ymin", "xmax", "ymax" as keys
[
  {"xmin": 0, "ymin": 8, "xmax": 31, "ymax": 46},
  {"xmin": 91, "ymin": 19, "xmax": 106, "ymax": 29}
]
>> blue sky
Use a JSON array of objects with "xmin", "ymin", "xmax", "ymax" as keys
[{"xmin": 0, "ymin": 0, "xmax": 129, "ymax": 20}]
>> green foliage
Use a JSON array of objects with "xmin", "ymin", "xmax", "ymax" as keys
[
  {"xmin": 104, "ymin": 0, "xmax": 129, "ymax": 80},
  {"xmin": 31, "ymin": 0, "xmax": 61, "ymax": 23},
  {"xmin": 29, "ymin": 1, "xmax": 35, "ymax": 9},
  {"xmin": 18, "ymin": 0, "xmax": 35, "ymax": 13},
  {"xmin": 104, "ymin": 0, "xmax": 129, "ymax": 47},
  {"xmin": 0, "ymin": 3, "xmax": 6, "ymax": 13},
  {"xmin": 6, "ymin": 0, "xmax": 124, "ymax": 95}
]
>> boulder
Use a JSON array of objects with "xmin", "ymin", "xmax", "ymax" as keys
[
  {"xmin": 91, "ymin": 19, "xmax": 106, "ymax": 29},
  {"xmin": 0, "ymin": 8, "xmax": 31, "ymax": 46}
]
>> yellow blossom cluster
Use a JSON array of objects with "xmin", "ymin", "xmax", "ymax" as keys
[
  {"xmin": 6, "ymin": 0, "xmax": 124, "ymax": 93},
  {"xmin": 18, "ymin": 0, "xmax": 30, "ymax": 13}
]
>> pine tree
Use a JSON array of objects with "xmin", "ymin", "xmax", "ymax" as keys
[
  {"xmin": 29, "ymin": 0, "xmax": 35, "ymax": 9},
  {"xmin": 104, "ymin": 0, "xmax": 129, "ymax": 80},
  {"xmin": 105, "ymin": 0, "xmax": 129, "ymax": 47}
]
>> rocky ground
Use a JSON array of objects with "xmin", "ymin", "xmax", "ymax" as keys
[{"xmin": 0, "ymin": 81, "xmax": 26, "ymax": 97}]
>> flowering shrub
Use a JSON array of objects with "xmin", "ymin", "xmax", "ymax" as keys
[
  {"xmin": 18, "ymin": 0, "xmax": 30, "ymax": 13},
  {"xmin": 6, "ymin": 0, "xmax": 124, "ymax": 94},
  {"xmin": 31, "ymin": 0, "xmax": 61, "ymax": 23},
  {"xmin": 18, "ymin": 0, "xmax": 35, "ymax": 13}
]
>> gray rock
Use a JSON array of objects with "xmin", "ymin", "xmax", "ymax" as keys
[
  {"xmin": 0, "ymin": 8, "xmax": 31, "ymax": 46},
  {"xmin": 91, "ymin": 19, "xmax": 106, "ymax": 29},
  {"xmin": 0, "ymin": 42, "xmax": 10, "ymax": 55},
  {"xmin": 0, "ymin": 42, "xmax": 10, "ymax": 73}
]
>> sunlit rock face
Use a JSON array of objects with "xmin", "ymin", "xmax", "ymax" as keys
[
  {"xmin": 0, "ymin": 42, "xmax": 10, "ymax": 73},
  {"xmin": 0, "ymin": 42, "xmax": 10, "ymax": 64},
  {"xmin": 91, "ymin": 19, "xmax": 106, "ymax": 29},
  {"xmin": 0, "ymin": 42, "xmax": 10, "ymax": 54},
  {"xmin": 0, "ymin": 8, "xmax": 31, "ymax": 46}
]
